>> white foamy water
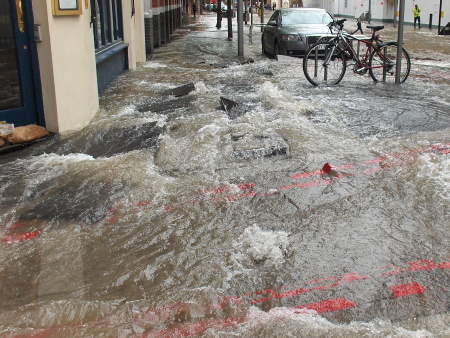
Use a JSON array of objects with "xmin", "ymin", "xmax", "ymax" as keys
[
  {"xmin": 194, "ymin": 81, "xmax": 209, "ymax": 94},
  {"xmin": 116, "ymin": 104, "xmax": 137, "ymax": 116},
  {"xmin": 143, "ymin": 61, "xmax": 168, "ymax": 68},
  {"xmin": 19, "ymin": 153, "xmax": 95, "ymax": 196},
  {"xmin": 155, "ymin": 118, "xmax": 229, "ymax": 174},
  {"xmin": 417, "ymin": 152, "xmax": 450, "ymax": 200},
  {"xmin": 414, "ymin": 60, "xmax": 450, "ymax": 69},
  {"xmin": 234, "ymin": 224, "xmax": 289, "ymax": 268},
  {"xmin": 259, "ymin": 82, "xmax": 312, "ymax": 115},
  {"xmin": 206, "ymin": 307, "xmax": 445, "ymax": 337}
]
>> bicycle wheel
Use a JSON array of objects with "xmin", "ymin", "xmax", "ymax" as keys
[
  {"xmin": 303, "ymin": 42, "xmax": 347, "ymax": 86},
  {"xmin": 369, "ymin": 43, "xmax": 411, "ymax": 83}
]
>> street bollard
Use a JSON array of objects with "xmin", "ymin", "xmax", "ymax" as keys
[
  {"xmin": 429, "ymin": 14, "xmax": 433, "ymax": 29},
  {"xmin": 227, "ymin": 0, "xmax": 233, "ymax": 40},
  {"xmin": 244, "ymin": 0, "xmax": 248, "ymax": 25},
  {"xmin": 260, "ymin": 3, "xmax": 264, "ymax": 32}
]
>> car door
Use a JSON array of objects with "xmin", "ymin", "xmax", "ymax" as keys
[{"xmin": 263, "ymin": 10, "xmax": 279, "ymax": 52}]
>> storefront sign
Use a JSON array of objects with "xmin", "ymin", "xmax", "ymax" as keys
[{"xmin": 52, "ymin": 0, "xmax": 82, "ymax": 15}]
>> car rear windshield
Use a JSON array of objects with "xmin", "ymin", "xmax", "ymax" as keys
[{"xmin": 281, "ymin": 11, "xmax": 333, "ymax": 25}]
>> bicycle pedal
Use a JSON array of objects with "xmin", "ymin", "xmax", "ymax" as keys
[{"xmin": 355, "ymin": 67, "xmax": 367, "ymax": 73}]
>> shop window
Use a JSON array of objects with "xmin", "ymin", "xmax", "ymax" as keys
[{"xmin": 91, "ymin": 0, "xmax": 123, "ymax": 51}]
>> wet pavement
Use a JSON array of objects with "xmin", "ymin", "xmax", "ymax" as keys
[{"xmin": 0, "ymin": 13, "xmax": 449, "ymax": 337}]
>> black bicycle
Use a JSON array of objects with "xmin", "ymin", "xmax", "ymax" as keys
[{"xmin": 303, "ymin": 19, "xmax": 411, "ymax": 86}]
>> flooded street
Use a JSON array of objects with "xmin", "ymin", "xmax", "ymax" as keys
[{"xmin": 1, "ymin": 13, "xmax": 449, "ymax": 337}]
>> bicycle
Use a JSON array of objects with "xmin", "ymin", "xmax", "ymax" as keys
[{"xmin": 302, "ymin": 19, "xmax": 411, "ymax": 86}]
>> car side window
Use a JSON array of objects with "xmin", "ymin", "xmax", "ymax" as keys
[{"xmin": 268, "ymin": 11, "xmax": 279, "ymax": 25}]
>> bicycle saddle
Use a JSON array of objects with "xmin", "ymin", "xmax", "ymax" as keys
[{"xmin": 367, "ymin": 25, "xmax": 384, "ymax": 32}]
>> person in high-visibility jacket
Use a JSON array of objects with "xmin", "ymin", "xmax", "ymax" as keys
[{"xmin": 413, "ymin": 4, "xmax": 421, "ymax": 29}]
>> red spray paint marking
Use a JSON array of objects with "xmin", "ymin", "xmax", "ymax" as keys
[
  {"xmin": 407, "ymin": 260, "xmax": 439, "ymax": 272},
  {"xmin": 391, "ymin": 282, "xmax": 426, "ymax": 298},
  {"xmin": 306, "ymin": 276, "xmax": 340, "ymax": 291},
  {"xmin": 100, "ymin": 143, "xmax": 449, "ymax": 224},
  {"xmin": 280, "ymin": 179, "xmax": 331, "ymax": 191},
  {"xmin": 378, "ymin": 264, "xmax": 404, "ymax": 277},
  {"xmin": 245, "ymin": 258, "xmax": 450, "ymax": 307},
  {"xmin": 10, "ymin": 258, "xmax": 450, "ymax": 336},
  {"xmin": 294, "ymin": 298, "xmax": 357, "ymax": 314},
  {"xmin": 438, "ymin": 261, "xmax": 450, "ymax": 269},
  {"xmin": 132, "ymin": 258, "xmax": 450, "ymax": 324},
  {"xmin": 290, "ymin": 143, "xmax": 449, "ymax": 181},
  {"xmin": 340, "ymin": 272, "xmax": 369, "ymax": 283},
  {"xmin": 0, "ymin": 230, "xmax": 42, "ymax": 244}
]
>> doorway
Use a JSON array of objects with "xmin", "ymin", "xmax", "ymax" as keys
[{"xmin": 0, "ymin": 0, "xmax": 43, "ymax": 126}]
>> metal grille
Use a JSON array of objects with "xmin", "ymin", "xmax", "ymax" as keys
[
  {"xmin": 307, "ymin": 36, "xmax": 332, "ymax": 47},
  {"xmin": 307, "ymin": 36, "xmax": 321, "ymax": 45}
]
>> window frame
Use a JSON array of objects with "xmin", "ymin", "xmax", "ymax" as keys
[{"xmin": 91, "ymin": 0, "xmax": 123, "ymax": 53}]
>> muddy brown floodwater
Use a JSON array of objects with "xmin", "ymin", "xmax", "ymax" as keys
[{"xmin": 0, "ymin": 13, "xmax": 449, "ymax": 338}]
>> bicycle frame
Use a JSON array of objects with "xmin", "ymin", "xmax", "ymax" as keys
[{"xmin": 324, "ymin": 26, "xmax": 391, "ymax": 78}]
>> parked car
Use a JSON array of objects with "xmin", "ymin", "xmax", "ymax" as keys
[{"xmin": 261, "ymin": 8, "xmax": 334, "ymax": 57}]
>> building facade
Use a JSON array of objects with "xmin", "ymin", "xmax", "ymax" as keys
[
  {"xmin": 309, "ymin": 0, "xmax": 448, "ymax": 26},
  {"xmin": 1, "ymin": 0, "xmax": 186, "ymax": 134}
]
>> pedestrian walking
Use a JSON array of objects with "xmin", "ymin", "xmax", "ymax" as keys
[
  {"xmin": 216, "ymin": 0, "xmax": 222, "ymax": 28},
  {"xmin": 272, "ymin": 3, "xmax": 276, "ymax": 10},
  {"xmin": 413, "ymin": 4, "xmax": 421, "ymax": 29},
  {"xmin": 193, "ymin": 1, "xmax": 197, "ymax": 17}
]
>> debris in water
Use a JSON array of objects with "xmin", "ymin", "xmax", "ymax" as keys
[
  {"xmin": 6, "ymin": 124, "xmax": 50, "ymax": 144},
  {"xmin": 220, "ymin": 97, "xmax": 247, "ymax": 120},
  {"xmin": 240, "ymin": 57, "xmax": 255, "ymax": 64},
  {"xmin": 321, "ymin": 163, "xmax": 342, "ymax": 177},
  {"xmin": 322, "ymin": 163, "xmax": 332, "ymax": 174},
  {"xmin": 163, "ymin": 83, "xmax": 195, "ymax": 97},
  {"xmin": 231, "ymin": 132, "xmax": 289, "ymax": 160},
  {"xmin": 138, "ymin": 96, "xmax": 195, "ymax": 114}
]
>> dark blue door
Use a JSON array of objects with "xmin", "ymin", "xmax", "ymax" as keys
[{"xmin": 0, "ymin": 0, "xmax": 40, "ymax": 126}]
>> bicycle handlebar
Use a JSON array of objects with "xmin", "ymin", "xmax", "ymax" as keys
[{"xmin": 329, "ymin": 18, "xmax": 365, "ymax": 37}]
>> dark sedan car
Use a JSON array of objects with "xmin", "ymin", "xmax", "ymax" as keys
[{"xmin": 262, "ymin": 8, "xmax": 334, "ymax": 57}]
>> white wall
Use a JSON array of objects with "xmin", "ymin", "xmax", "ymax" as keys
[
  {"xmin": 32, "ymin": 0, "xmax": 99, "ymax": 133},
  {"xmin": 325, "ymin": 0, "xmax": 449, "ymax": 25},
  {"xmin": 123, "ymin": 0, "xmax": 146, "ymax": 70},
  {"xmin": 303, "ymin": 0, "xmax": 322, "ymax": 8}
]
